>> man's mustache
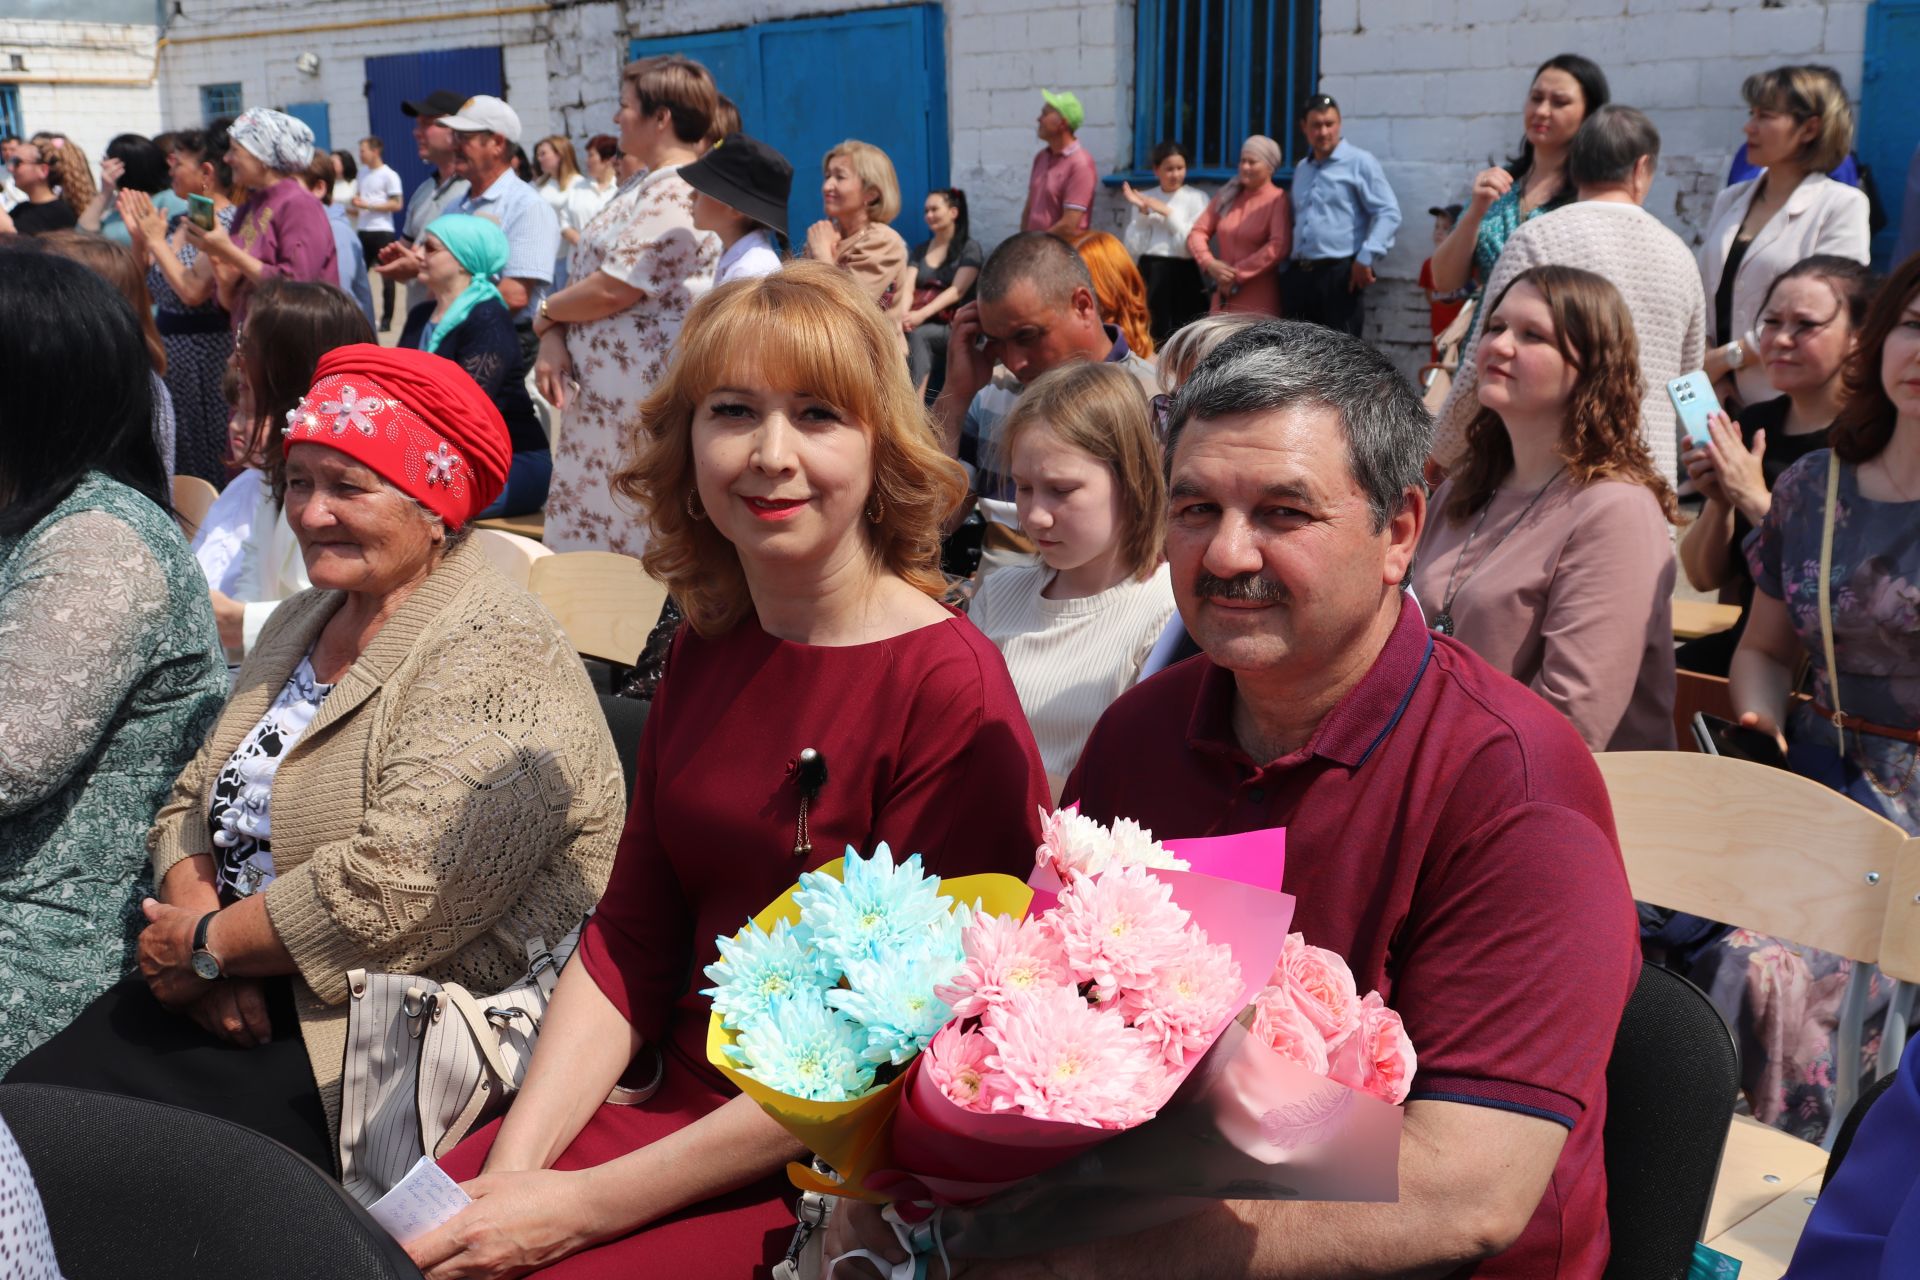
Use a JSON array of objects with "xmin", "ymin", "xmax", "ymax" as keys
[{"xmin": 1192, "ymin": 571, "xmax": 1288, "ymax": 603}]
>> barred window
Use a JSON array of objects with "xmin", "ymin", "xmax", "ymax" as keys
[
  {"xmin": 200, "ymin": 82, "xmax": 243, "ymax": 123},
  {"xmin": 1131, "ymin": 0, "xmax": 1318, "ymax": 178}
]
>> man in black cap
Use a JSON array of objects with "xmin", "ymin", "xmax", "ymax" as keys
[
  {"xmin": 376, "ymin": 89, "xmax": 471, "ymax": 315},
  {"xmin": 679, "ymin": 132, "xmax": 791, "ymax": 285}
]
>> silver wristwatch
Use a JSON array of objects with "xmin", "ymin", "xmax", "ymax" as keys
[
  {"xmin": 190, "ymin": 910, "xmax": 226, "ymax": 981},
  {"xmin": 1724, "ymin": 339, "xmax": 1747, "ymax": 370}
]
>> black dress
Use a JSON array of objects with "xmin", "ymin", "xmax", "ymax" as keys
[{"xmin": 1675, "ymin": 395, "xmax": 1833, "ymax": 676}]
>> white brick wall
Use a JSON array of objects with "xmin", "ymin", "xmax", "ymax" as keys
[
  {"xmin": 155, "ymin": 0, "xmax": 554, "ymax": 152},
  {"xmin": 0, "ymin": 18, "xmax": 163, "ymax": 160}
]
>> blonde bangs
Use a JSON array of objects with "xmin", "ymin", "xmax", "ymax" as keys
[{"xmin": 614, "ymin": 261, "xmax": 966, "ymax": 636}]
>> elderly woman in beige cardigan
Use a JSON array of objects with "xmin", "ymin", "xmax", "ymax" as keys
[{"xmin": 8, "ymin": 346, "xmax": 622, "ymax": 1172}]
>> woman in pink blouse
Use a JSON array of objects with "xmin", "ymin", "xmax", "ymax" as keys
[
  {"xmin": 1412, "ymin": 264, "xmax": 1682, "ymax": 751},
  {"xmin": 1185, "ymin": 135, "xmax": 1292, "ymax": 317}
]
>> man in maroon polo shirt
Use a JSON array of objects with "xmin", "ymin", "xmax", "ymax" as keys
[{"xmin": 832, "ymin": 321, "xmax": 1639, "ymax": 1278}]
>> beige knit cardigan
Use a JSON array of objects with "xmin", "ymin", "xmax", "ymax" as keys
[{"xmin": 149, "ymin": 538, "xmax": 623, "ymax": 1153}]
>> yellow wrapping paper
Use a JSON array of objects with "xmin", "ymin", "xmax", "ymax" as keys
[{"xmin": 706, "ymin": 857, "xmax": 1033, "ymax": 1199}]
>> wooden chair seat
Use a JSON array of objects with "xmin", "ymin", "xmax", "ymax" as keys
[
  {"xmin": 471, "ymin": 528, "xmax": 551, "ymax": 589},
  {"xmin": 171, "ymin": 475, "xmax": 220, "ymax": 541},
  {"xmin": 1704, "ymin": 1167, "xmax": 1823, "ymax": 1280}
]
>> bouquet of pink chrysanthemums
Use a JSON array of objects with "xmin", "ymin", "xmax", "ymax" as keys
[{"xmin": 709, "ymin": 811, "xmax": 1415, "ymax": 1274}]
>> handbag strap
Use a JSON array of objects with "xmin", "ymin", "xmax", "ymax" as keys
[
  {"xmin": 438, "ymin": 984, "xmax": 520, "ymax": 1087},
  {"xmin": 1819, "ymin": 457, "xmax": 1846, "ymax": 752}
]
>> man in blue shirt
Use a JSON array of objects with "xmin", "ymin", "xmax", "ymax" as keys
[
  {"xmin": 375, "ymin": 94, "xmax": 558, "ymax": 367},
  {"xmin": 1283, "ymin": 94, "xmax": 1401, "ymax": 337}
]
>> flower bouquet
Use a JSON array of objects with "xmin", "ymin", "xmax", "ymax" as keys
[
  {"xmin": 701, "ymin": 844, "xmax": 1032, "ymax": 1193},
  {"xmin": 707, "ymin": 815, "xmax": 1415, "ymax": 1274}
]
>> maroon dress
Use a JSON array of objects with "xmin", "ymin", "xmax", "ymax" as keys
[{"xmin": 441, "ymin": 611, "xmax": 1049, "ymax": 1277}]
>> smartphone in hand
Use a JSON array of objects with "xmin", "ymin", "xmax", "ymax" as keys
[
  {"xmin": 187, "ymin": 193, "xmax": 217, "ymax": 232},
  {"xmin": 1667, "ymin": 371, "xmax": 1725, "ymax": 449}
]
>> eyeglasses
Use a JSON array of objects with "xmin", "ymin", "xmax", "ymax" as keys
[
  {"xmin": 4, "ymin": 156, "xmax": 35, "ymax": 170},
  {"xmin": 1757, "ymin": 311, "xmax": 1840, "ymax": 344}
]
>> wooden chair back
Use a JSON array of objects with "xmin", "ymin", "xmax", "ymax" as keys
[
  {"xmin": 1595, "ymin": 751, "xmax": 1907, "ymax": 964},
  {"xmin": 171, "ymin": 475, "xmax": 220, "ymax": 540},
  {"xmin": 471, "ymin": 528, "xmax": 552, "ymax": 589},
  {"xmin": 527, "ymin": 551, "xmax": 666, "ymax": 665}
]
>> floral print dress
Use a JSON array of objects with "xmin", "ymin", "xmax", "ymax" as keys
[
  {"xmin": 1685, "ymin": 451, "xmax": 1918, "ymax": 1139},
  {"xmin": 1462, "ymin": 181, "xmax": 1572, "ymax": 346},
  {"xmin": 544, "ymin": 166, "xmax": 718, "ymax": 554},
  {"xmin": 0, "ymin": 474, "xmax": 227, "ymax": 1071}
]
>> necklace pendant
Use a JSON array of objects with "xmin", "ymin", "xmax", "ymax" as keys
[{"xmin": 1433, "ymin": 612, "xmax": 1455, "ymax": 637}]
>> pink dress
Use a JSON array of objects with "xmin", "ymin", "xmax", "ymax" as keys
[{"xmin": 1186, "ymin": 183, "xmax": 1292, "ymax": 317}]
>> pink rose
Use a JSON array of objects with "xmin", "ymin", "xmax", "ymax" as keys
[
  {"xmin": 1248, "ymin": 982, "xmax": 1330, "ymax": 1075},
  {"xmin": 1326, "ymin": 992, "xmax": 1417, "ymax": 1105},
  {"xmin": 1275, "ymin": 933, "xmax": 1362, "ymax": 1049}
]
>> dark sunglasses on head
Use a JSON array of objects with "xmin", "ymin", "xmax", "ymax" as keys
[{"xmin": 1304, "ymin": 94, "xmax": 1339, "ymax": 113}]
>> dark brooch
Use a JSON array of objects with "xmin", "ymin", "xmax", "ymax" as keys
[{"xmin": 787, "ymin": 748, "xmax": 828, "ymax": 858}]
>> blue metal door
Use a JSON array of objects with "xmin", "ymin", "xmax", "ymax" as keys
[
  {"xmin": 285, "ymin": 101, "xmax": 331, "ymax": 155},
  {"xmin": 364, "ymin": 47, "xmax": 505, "ymax": 197},
  {"xmin": 1861, "ymin": 1, "xmax": 1920, "ymax": 267},
  {"xmin": 630, "ymin": 4, "xmax": 948, "ymax": 243}
]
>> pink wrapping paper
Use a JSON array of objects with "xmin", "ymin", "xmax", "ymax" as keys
[
  {"xmin": 870, "ymin": 867, "xmax": 1295, "ymax": 1205},
  {"xmin": 1027, "ymin": 824, "xmax": 1287, "ymax": 910}
]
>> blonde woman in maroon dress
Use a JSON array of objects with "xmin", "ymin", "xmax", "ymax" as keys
[{"xmin": 410, "ymin": 260, "xmax": 1050, "ymax": 1279}]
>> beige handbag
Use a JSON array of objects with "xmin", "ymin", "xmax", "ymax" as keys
[{"xmin": 337, "ymin": 926, "xmax": 661, "ymax": 1206}]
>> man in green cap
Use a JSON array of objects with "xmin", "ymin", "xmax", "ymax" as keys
[{"xmin": 1022, "ymin": 89, "xmax": 1098, "ymax": 235}]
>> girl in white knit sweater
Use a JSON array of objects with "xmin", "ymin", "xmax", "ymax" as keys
[{"xmin": 969, "ymin": 362, "xmax": 1176, "ymax": 795}]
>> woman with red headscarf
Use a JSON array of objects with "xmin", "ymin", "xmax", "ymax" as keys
[{"xmin": 8, "ymin": 346, "xmax": 625, "ymax": 1175}]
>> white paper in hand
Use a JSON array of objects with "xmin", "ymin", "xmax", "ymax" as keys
[{"xmin": 368, "ymin": 1155, "xmax": 472, "ymax": 1244}]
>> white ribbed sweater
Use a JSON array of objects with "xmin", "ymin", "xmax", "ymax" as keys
[
  {"xmin": 1433, "ymin": 202, "xmax": 1706, "ymax": 484},
  {"xmin": 970, "ymin": 563, "xmax": 1176, "ymax": 793}
]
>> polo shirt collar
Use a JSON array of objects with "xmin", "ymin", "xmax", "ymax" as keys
[
  {"xmin": 1056, "ymin": 141, "xmax": 1082, "ymax": 159},
  {"xmin": 1186, "ymin": 593, "xmax": 1434, "ymax": 770}
]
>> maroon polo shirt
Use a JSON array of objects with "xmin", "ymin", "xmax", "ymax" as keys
[{"xmin": 1064, "ymin": 593, "xmax": 1639, "ymax": 1279}]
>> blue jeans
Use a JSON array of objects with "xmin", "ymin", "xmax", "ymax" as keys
[{"xmin": 475, "ymin": 449, "xmax": 552, "ymax": 520}]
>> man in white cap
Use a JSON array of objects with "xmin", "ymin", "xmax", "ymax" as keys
[
  {"xmin": 1021, "ymin": 89, "xmax": 1097, "ymax": 237},
  {"xmin": 379, "ymin": 94, "xmax": 559, "ymax": 347}
]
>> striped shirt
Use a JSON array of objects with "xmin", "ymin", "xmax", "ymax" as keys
[{"xmin": 970, "ymin": 563, "xmax": 1176, "ymax": 790}]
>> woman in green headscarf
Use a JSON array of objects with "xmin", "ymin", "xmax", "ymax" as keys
[{"xmin": 399, "ymin": 213, "xmax": 551, "ymax": 519}]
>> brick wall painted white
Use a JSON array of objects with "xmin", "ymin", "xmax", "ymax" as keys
[{"xmin": 0, "ymin": 19, "xmax": 163, "ymax": 160}]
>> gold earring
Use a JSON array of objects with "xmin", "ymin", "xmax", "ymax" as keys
[
  {"xmin": 866, "ymin": 493, "xmax": 883, "ymax": 524},
  {"xmin": 685, "ymin": 489, "xmax": 707, "ymax": 521}
]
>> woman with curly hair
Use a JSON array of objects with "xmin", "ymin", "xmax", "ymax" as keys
[
  {"xmin": 1069, "ymin": 229, "xmax": 1157, "ymax": 359},
  {"xmin": 1412, "ymin": 264, "xmax": 1680, "ymax": 750},
  {"xmin": 412, "ymin": 260, "xmax": 1047, "ymax": 1279}
]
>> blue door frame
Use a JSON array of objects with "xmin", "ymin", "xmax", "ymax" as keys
[
  {"xmin": 1862, "ymin": 0, "xmax": 1920, "ymax": 267},
  {"xmin": 364, "ymin": 47, "xmax": 505, "ymax": 197},
  {"xmin": 630, "ymin": 4, "xmax": 949, "ymax": 242}
]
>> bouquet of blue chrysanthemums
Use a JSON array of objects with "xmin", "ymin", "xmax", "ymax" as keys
[{"xmin": 701, "ymin": 844, "xmax": 1032, "ymax": 1189}]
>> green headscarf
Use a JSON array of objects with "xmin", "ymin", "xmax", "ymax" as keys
[{"xmin": 421, "ymin": 213, "xmax": 510, "ymax": 354}]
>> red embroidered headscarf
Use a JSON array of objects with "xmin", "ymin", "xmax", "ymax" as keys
[{"xmin": 282, "ymin": 344, "xmax": 512, "ymax": 529}]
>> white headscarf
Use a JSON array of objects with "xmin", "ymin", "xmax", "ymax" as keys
[
  {"xmin": 1212, "ymin": 135, "xmax": 1284, "ymax": 215},
  {"xmin": 230, "ymin": 108, "xmax": 316, "ymax": 175}
]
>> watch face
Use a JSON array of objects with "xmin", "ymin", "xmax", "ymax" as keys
[{"xmin": 191, "ymin": 951, "xmax": 222, "ymax": 981}]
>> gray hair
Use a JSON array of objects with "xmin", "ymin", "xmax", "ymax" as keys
[
  {"xmin": 1166, "ymin": 320, "xmax": 1432, "ymax": 533},
  {"xmin": 1567, "ymin": 104, "xmax": 1661, "ymax": 189}
]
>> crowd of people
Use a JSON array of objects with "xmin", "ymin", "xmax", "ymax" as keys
[{"xmin": 0, "ymin": 41, "xmax": 1916, "ymax": 1280}]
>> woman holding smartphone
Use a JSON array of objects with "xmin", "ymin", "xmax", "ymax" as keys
[
  {"xmin": 1676, "ymin": 255, "xmax": 1875, "ymax": 675},
  {"xmin": 1686, "ymin": 254, "xmax": 1920, "ymax": 1140},
  {"xmin": 1412, "ymin": 264, "xmax": 1681, "ymax": 752}
]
